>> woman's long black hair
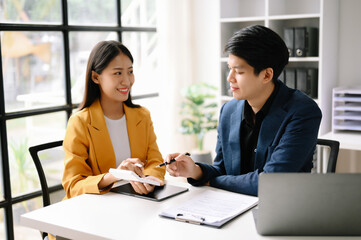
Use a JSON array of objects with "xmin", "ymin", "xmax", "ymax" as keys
[{"xmin": 78, "ymin": 40, "xmax": 140, "ymax": 110}]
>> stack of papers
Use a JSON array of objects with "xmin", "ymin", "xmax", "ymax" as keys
[
  {"xmin": 109, "ymin": 168, "xmax": 160, "ymax": 186},
  {"xmin": 159, "ymin": 189, "xmax": 258, "ymax": 227}
]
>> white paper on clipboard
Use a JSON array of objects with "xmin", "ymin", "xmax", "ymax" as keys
[{"xmin": 109, "ymin": 168, "xmax": 161, "ymax": 186}]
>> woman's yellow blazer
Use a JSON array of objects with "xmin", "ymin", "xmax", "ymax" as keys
[{"xmin": 62, "ymin": 99, "xmax": 165, "ymax": 199}]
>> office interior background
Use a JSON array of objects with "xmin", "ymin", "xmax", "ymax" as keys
[{"xmin": 0, "ymin": 0, "xmax": 360, "ymax": 239}]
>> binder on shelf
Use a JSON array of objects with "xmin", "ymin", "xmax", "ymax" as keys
[
  {"xmin": 159, "ymin": 189, "xmax": 258, "ymax": 228},
  {"xmin": 296, "ymin": 68, "xmax": 318, "ymax": 98},
  {"xmin": 294, "ymin": 27, "xmax": 318, "ymax": 57},
  {"xmin": 282, "ymin": 68, "xmax": 318, "ymax": 99},
  {"xmin": 296, "ymin": 68, "xmax": 309, "ymax": 94},
  {"xmin": 284, "ymin": 27, "xmax": 294, "ymax": 57},
  {"xmin": 308, "ymin": 68, "xmax": 318, "ymax": 98},
  {"xmin": 285, "ymin": 68, "xmax": 296, "ymax": 89}
]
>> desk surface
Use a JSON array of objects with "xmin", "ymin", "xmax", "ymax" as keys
[
  {"xmin": 321, "ymin": 131, "xmax": 361, "ymax": 151},
  {"xmin": 21, "ymin": 181, "xmax": 360, "ymax": 240}
]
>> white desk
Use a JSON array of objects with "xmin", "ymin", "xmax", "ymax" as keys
[
  {"xmin": 21, "ymin": 181, "xmax": 360, "ymax": 240},
  {"xmin": 321, "ymin": 131, "xmax": 361, "ymax": 151}
]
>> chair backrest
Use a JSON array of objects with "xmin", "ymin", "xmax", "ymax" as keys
[
  {"xmin": 314, "ymin": 138, "xmax": 340, "ymax": 173},
  {"xmin": 29, "ymin": 140, "xmax": 64, "ymax": 239},
  {"xmin": 29, "ymin": 140, "xmax": 64, "ymax": 207}
]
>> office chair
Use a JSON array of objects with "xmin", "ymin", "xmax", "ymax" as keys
[
  {"xmin": 29, "ymin": 140, "xmax": 64, "ymax": 239},
  {"xmin": 313, "ymin": 138, "xmax": 340, "ymax": 173}
]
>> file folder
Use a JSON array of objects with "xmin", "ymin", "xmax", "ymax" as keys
[
  {"xmin": 295, "ymin": 27, "xmax": 318, "ymax": 57},
  {"xmin": 284, "ymin": 27, "xmax": 294, "ymax": 57},
  {"xmin": 285, "ymin": 68, "xmax": 296, "ymax": 89},
  {"xmin": 308, "ymin": 68, "xmax": 318, "ymax": 98},
  {"xmin": 296, "ymin": 68, "xmax": 310, "ymax": 95}
]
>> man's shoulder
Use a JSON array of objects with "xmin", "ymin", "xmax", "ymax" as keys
[
  {"xmin": 278, "ymin": 85, "xmax": 321, "ymax": 117},
  {"xmin": 222, "ymin": 98, "xmax": 243, "ymax": 112}
]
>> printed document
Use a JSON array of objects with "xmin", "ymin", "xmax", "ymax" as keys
[{"xmin": 159, "ymin": 189, "xmax": 258, "ymax": 227}]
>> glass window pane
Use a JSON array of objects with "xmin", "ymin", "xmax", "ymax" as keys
[
  {"xmin": 0, "ymin": 130, "xmax": 3, "ymax": 201},
  {"xmin": 13, "ymin": 197, "xmax": 43, "ymax": 240},
  {"xmin": 68, "ymin": 0, "xmax": 117, "ymax": 26},
  {"xmin": 121, "ymin": 0, "xmax": 157, "ymax": 27},
  {"xmin": 0, "ymin": 0, "xmax": 61, "ymax": 24},
  {"xmin": 122, "ymin": 31, "xmax": 158, "ymax": 96},
  {"xmin": 7, "ymin": 112, "xmax": 67, "ymax": 197},
  {"xmin": 1, "ymin": 31, "xmax": 65, "ymax": 112},
  {"xmin": 0, "ymin": 209, "xmax": 5, "ymax": 240},
  {"xmin": 69, "ymin": 31, "xmax": 118, "ymax": 104}
]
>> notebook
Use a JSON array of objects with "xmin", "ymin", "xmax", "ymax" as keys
[
  {"xmin": 111, "ymin": 182, "xmax": 188, "ymax": 201},
  {"xmin": 254, "ymin": 173, "xmax": 361, "ymax": 236}
]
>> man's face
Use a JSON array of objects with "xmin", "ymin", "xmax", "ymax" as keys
[{"xmin": 227, "ymin": 54, "xmax": 266, "ymax": 101}]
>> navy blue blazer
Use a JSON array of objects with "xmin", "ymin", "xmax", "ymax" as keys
[{"xmin": 189, "ymin": 80, "xmax": 322, "ymax": 196}]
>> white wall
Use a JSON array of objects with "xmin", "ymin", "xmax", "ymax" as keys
[
  {"xmin": 191, "ymin": 0, "xmax": 220, "ymax": 157},
  {"xmin": 156, "ymin": 0, "xmax": 219, "ymax": 157},
  {"xmin": 338, "ymin": 0, "xmax": 361, "ymax": 87},
  {"xmin": 336, "ymin": 0, "xmax": 361, "ymax": 173}
]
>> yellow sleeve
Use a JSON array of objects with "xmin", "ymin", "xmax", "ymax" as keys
[{"xmin": 62, "ymin": 114, "xmax": 112, "ymax": 199}]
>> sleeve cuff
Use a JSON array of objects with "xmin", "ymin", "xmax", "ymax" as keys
[{"xmin": 187, "ymin": 163, "xmax": 210, "ymax": 186}]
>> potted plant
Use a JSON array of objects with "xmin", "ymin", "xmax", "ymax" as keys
[{"xmin": 179, "ymin": 82, "xmax": 218, "ymax": 164}]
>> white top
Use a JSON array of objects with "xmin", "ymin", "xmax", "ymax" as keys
[{"xmin": 104, "ymin": 115, "xmax": 131, "ymax": 167}]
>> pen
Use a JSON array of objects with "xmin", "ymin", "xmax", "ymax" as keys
[{"xmin": 155, "ymin": 152, "xmax": 191, "ymax": 168}]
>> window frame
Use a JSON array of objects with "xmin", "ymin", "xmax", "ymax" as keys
[{"xmin": 0, "ymin": 1, "xmax": 158, "ymax": 239}]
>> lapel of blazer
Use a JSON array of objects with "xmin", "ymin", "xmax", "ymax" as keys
[
  {"xmin": 229, "ymin": 100, "xmax": 244, "ymax": 175},
  {"xmin": 254, "ymin": 82, "xmax": 290, "ymax": 170},
  {"xmin": 123, "ymin": 104, "xmax": 144, "ymax": 158},
  {"xmin": 87, "ymin": 99, "xmax": 116, "ymax": 173}
]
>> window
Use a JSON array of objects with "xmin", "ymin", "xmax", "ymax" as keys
[{"xmin": 0, "ymin": 0, "xmax": 158, "ymax": 239}]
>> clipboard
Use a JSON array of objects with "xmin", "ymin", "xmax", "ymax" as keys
[
  {"xmin": 159, "ymin": 189, "xmax": 258, "ymax": 227},
  {"xmin": 111, "ymin": 183, "xmax": 188, "ymax": 202}
]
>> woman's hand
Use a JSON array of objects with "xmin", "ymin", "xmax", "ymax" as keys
[
  {"xmin": 165, "ymin": 153, "xmax": 203, "ymax": 180},
  {"xmin": 130, "ymin": 176, "xmax": 164, "ymax": 195},
  {"xmin": 118, "ymin": 158, "xmax": 145, "ymax": 178}
]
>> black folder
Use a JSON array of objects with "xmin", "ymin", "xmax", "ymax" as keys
[
  {"xmin": 295, "ymin": 68, "xmax": 318, "ymax": 98},
  {"xmin": 294, "ymin": 27, "xmax": 318, "ymax": 57},
  {"xmin": 285, "ymin": 68, "xmax": 296, "ymax": 89},
  {"xmin": 308, "ymin": 68, "xmax": 318, "ymax": 98},
  {"xmin": 284, "ymin": 27, "xmax": 295, "ymax": 57},
  {"xmin": 296, "ymin": 68, "xmax": 310, "ymax": 95}
]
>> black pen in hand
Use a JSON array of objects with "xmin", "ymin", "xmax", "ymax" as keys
[{"xmin": 155, "ymin": 152, "xmax": 191, "ymax": 168}]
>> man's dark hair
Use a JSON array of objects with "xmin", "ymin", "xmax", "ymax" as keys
[{"xmin": 224, "ymin": 25, "xmax": 289, "ymax": 80}]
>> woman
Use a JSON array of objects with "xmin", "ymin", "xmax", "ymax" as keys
[{"xmin": 62, "ymin": 40, "xmax": 165, "ymax": 199}]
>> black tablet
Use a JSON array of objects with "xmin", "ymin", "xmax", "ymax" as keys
[{"xmin": 110, "ymin": 183, "xmax": 188, "ymax": 201}]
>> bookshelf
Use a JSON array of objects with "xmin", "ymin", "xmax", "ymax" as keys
[{"xmin": 218, "ymin": 0, "xmax": 339, "ymax": 136}]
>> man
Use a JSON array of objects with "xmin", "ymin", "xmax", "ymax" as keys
[{"xmin": 166, "ymin": 25, "xmax": 322, "ymax": 196}]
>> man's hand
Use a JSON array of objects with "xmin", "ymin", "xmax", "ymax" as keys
[{"xmin": 165, "ymin": 153, "xmax": 203, "ymax": 180}]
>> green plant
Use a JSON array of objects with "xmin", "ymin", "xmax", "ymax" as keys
[
  {"xmin": 179, "ymin": 82, "xmax": 218, "ymax": 151},
  {"xmin": 9, "ymin": 138, "xmax": 38, "ymax": 211}
]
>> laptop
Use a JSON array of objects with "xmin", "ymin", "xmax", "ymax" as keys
[{"xmin": 254, "ymin": 173, "xmax": 361, "ymax": 236}]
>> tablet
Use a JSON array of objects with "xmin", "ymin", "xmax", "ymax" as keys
[{"xmin": 110, "ymin": 183, "xmax": 188, "ymax": 201}]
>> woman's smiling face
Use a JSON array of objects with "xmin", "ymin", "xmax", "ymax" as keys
[{"xmin": 92, "ymin": 53, "xmax": 134, "ymax": 104}]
